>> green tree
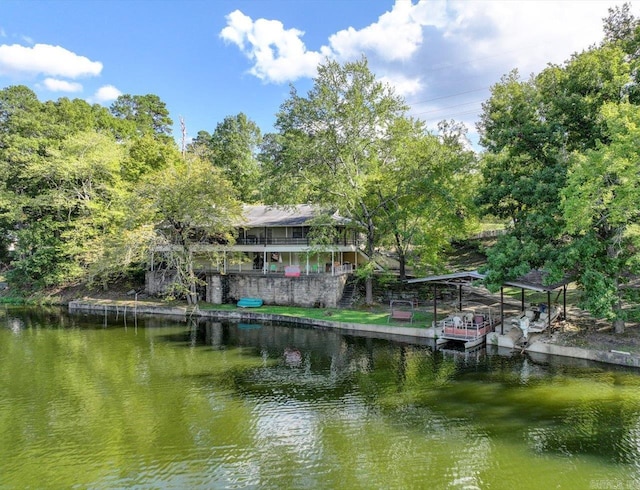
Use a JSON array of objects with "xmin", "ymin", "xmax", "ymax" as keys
[
  {"xmin": 0, "ymin": 86, "xmax": 141, "ymax": 290},
  {"xmin": 0, "ymin": 86, "xmax": 191, "ymax": 293},
  {"xmin": 109, "ymin": 94, "xmax": 173, "ymax": 140},
  {"xmin": 121, "ymin": 134, "xmax": 181, "ymax": 183},
  {"xmin": 476, "ymin": 37, "xmax": 634, "ymax": 290},
  {"xmin": 264, "ymin": 57, "xmax": 409, "ymax": 303},
  {"xmin": 190, "ymin": 113, "xmax": 262, "ymax": 203},
  {"xmin": 603, "ymin": 2, "xmax": 639, "ymax": 46},
  {"xmin": 0, "ymin": 86, "xmax": 45, "ymax": 265},
  {"xmin": 6, "ymin": 130, "xmax": 126, "ymax": 289},
  {"xmin": 135, "ymin": 157, "xmax": 241, "ymax": 304},
  {"xmin": 46, "ymin": 97, "xmax": 114, "ymax": 138},
  {"xmin": 561, "ymin": 103, "xmax": 640, "ymax": 332},
  {"xmin": 376, "ymin": 119, "xmax": 476, "ymax": 280}
]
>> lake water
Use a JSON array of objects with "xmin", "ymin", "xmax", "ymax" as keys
[{"xmin": 1, "ymin": 307, "xmax": 640, "ymax": 489}]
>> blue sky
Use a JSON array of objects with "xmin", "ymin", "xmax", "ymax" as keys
[{"xmin": 1, "ymin": 0, "xmax": 636, "ymax": 148}]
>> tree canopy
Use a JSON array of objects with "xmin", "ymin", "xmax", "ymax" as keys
[
  {"xmin": 188, "ymin": 113, "xmax": 262, "ymax": 203},
  {"xmin": 476, "ymin": 3, "xmax": 640, "ymax": 331},
  {"xmin": 263, "ymin": 57, "xmax": 477, "ymax": 296}
]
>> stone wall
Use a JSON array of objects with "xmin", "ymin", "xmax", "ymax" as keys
[
  {"xmin": 148, "ymin": 270, "xmax": 348, "ymax": 308},
  {"xmin": 145, "ymin": 270, "xmax": 177, "ymax": 295},
  {"xmin": 220, "ymin": 273, "xmax": 347, "ymax": 308}
]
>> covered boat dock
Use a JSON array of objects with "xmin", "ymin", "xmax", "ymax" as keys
[
  {"xmin": 405, "ymin": 271, "xmax": 490, "ymax": 323},
  {"xmin": 499, "ymin": 270, "xmax": 571, "ymax": 335},
  {"xmin": 405, "ymin": 269, "xmax": 572, "ymax": 335}
]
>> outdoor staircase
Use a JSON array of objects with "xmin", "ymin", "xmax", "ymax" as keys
[{"xmin": 338, "ymin": 275, "xmax": 358, "ymax": 308}]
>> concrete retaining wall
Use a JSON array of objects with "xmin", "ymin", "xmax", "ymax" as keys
[
  {"xmin": 68, "ymin": 300, "xmax": 640, "ymax": 369},
  {"xmin": 147, "ymin": 271, "xmax": 347, "ymax": 308},
  {"xmin": 67, "ymin": 300, "xmax": 436, "ymax": 345},
  {"xmin": 145, "ymin": 270, "xmax": 178, "ymax": 295},
  {"xmin": 69, "ymin": 300, "xmax": 189, "ymax": 317},
  {"xmin": 226, "ymin": 273, "xmax": 346, "ymax": 308},
  {"xmin": 526, "ymin": 340, "xmax": 640, "ymax": 368}
]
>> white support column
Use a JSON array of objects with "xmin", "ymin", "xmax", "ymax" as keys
[
  {"xmin": 263, "ymin": 250, "xmax": 267, "ymax": 274},
  {"xmin": 223, "ymin": 251, "xmax": 227, "ymax": 274},
  {"xmin": 306, "ymin": 253, "xmax": 309, "ymax": 275},
  {"xmin": 331, "ymin": 251, "xmax": 335, "ymax": 276}
]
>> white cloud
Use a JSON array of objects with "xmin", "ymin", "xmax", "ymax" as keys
[
  {"xmin": 0, "ymin": 43, "xmax": 102, "ymax": 78},
  {"xmin": 220, "ymin": 10, "xmax": 253, "ymax": 50},
  {"xmin": 329, "ymin": 0, "xmax": 435, "ymax": 62},
  {"xmin": 221, "ymin": 0, "xmax": 631, "ymax": 85},
  {"xmin": 41, "ymin": 78, "xmax": 83, "ymax": 92},
  {"xmin": 91, "ymin": 85, "xmax": 122, "ymax": 103},
  {"xmin": 444, "ymin": 0, "xmax": 619, "ymax": 76},
  {"xmin": 220, "ymin": 10, "xmax": 324, "ymax": 82},
  {"xmin": 220, "ymin": 1, "xmax": 453, "ymax": 83},
  {"xmin": 379, "ymin": 73, "xmax": 423, "ymax": 97}
]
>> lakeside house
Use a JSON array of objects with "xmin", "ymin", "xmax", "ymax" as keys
[{"xmin": 146, "ymin": 204, "xmax": 371, "ymax": 307}]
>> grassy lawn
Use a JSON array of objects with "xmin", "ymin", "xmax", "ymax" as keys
[{"xmin": 198, "ymin": 302, "xmax": 433, "ymax": 327}]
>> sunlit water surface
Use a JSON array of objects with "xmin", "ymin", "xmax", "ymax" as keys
[{"xmin": 1, "ymin": 307, "xmax": 640, "ymax": 489}]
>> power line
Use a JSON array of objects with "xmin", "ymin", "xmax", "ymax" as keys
[
  {"xmin": 405, "ymin": 87, "xmax": 490, "ymax": 106},
  {"xmin": 408, "ymin": 99, "xmax": 485, "ymax": 117}
]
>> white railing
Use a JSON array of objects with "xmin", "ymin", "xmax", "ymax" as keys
[
  {"xmin": 334, "ymin": 263, "xmax": 354, "ymax": 275},
  {"xmin": 199, "ymin": 263, "xmax": 355, "ymax": 276}
]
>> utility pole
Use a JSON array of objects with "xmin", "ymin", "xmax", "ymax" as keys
[{"xmin": 180, "ymin": 116, "xmax": 187, "ymax": 160}]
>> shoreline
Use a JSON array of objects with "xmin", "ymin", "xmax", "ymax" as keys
[{"xmin": 68, "ymin": 299, "xmax": 640, "ymax": 369}]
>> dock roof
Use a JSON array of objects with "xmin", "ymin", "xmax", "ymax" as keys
[{"xmin": 405, "ymin": 271, "xmax": 486, "ymax": 286}]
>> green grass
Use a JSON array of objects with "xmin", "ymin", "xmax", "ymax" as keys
[{"xmin": 198, "ymin": 302, "xmax": 433, "ymax": 327}]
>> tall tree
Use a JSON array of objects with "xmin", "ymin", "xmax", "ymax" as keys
[
  {"xmin": 264, "ymin": 57, "xmax": 409, "ymax": 303},
  {"xmin": 0, "ymin": 86, "xmax": 189, "ymax": 292},
  {"xmin": 376, "ymin": 119, "xmax": 476, "ymax": 280},
  {"xmin": 477, "ymin": 37, "xmax": 634, "ymax": 290},
  {"xmin": 190, "ymin": 113, "xmax": 262, "ymax": 202},
  {"xmin": 134, "ymin": 157, "xmax": 241, "ymax": 304},
  {"xmin": 603, "ymin": 2, "xmax": 639, "ymax": 46},
  {"xmin": 121, "ymin": 134, "xmax": 181, "ymax": 184},
  {"xmin": 109, "ymin": 94, "xmax": 173, "ymax": 140},
  {"xmin": 476, "ymin": 70, "xmax": 568, "ymax": 287},
  {"xmin": 561, "ymin": 103, "xmax": 640, "ymax": 333},
  {"xmin": 6, "ymin": 130, "xmax": 125, "ymax": 289},
  {"xmin": 476, "ymin": 13, "xmax": 640, "ymax": 332}
]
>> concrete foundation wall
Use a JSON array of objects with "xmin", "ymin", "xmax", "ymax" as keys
[
  {"xmin": 225, "ymin": 273, "xmax": 346, "ymax": 308},
  {"xmin": 148, "ymin": 270, "xmax": 348, "ymax": 308},
  {"xmin": 145, "ymin": 270, "xmax": 177, "ymax": 295}
]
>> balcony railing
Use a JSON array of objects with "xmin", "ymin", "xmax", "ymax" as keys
[
  {"xmin": 236, "ymin": 237, "xmax": 358, "ymax": 246},
  {"xmin": 197, "ymin": 262, "xmax": 355, "ymax": 276}
]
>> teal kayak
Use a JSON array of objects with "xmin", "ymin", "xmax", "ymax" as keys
[{"xmin": 237, "ymin": 297, "xmax": 263, "ymax": 308}]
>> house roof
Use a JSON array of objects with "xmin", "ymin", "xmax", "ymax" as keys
[
  {"xmin": 405, "ymin": 270, "xmax": 486, "ymax": 285},
  {"xmin": 240, "ymin": 204, "xmax": 350, "ymax": 227}
]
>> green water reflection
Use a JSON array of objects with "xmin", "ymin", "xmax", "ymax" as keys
[{"xmin": 1, "ymin": 307, "xmax": 639, "ymax": 489}]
